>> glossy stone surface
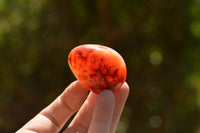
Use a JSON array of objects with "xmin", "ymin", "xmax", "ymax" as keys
[{"xmin": 68, "ymin": 44, "xmax": 127, "ymax": 93}]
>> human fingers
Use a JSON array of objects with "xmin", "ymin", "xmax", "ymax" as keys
[
  {"xmin": 88, "ymin": 90, "xmax": 115, "ymax": 133},
  {"xmin": 110, "ymin": 82, "xmax": 129, "ymax": 133},
  {"xmin": 16, "ymin": 80, "xmax": 88, "ymax": 133},
  {"xmin": 63, "ymin": 92, "xmax": 97, "ymax": 133},
  {"xmin": 64, "ymin": 82, "xmax": 129, "ymax": 133}
]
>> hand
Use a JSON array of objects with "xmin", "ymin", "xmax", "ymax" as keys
[{"xmin": 16, "ymin": 80, "xmax": 129, "ymax": 133}]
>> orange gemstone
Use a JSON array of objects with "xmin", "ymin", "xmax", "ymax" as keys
[{"xmin": 68, "ymin": 44, "xmax": 127, "ymax": 93}]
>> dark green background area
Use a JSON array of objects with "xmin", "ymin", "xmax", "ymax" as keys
[{"xmin": 1, "ymin": 0, "xmax": 200, "ymax": 132}]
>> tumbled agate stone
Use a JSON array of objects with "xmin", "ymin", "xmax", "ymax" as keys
[{"xmin": 68, "ymin": 44, "xmax": 127, "ymax": 93}]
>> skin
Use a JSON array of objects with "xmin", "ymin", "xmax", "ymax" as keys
[{"xmin": 16, "ymin": 80, "xmax": 129, "ymax": 133}]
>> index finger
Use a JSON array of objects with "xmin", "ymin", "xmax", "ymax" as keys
[{"xmin": 16, "ymin": 80, "xmax": 88, "ymax": 133}]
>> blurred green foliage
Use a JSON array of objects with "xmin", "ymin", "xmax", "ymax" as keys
[{"xmin": 0, "ymin": 0, "xmax": 200, "ymax": 132}]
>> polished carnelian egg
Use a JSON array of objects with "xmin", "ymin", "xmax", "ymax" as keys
[{"xmin": 68, "ymin": 44, "xmax": 127, "ymax": 93}]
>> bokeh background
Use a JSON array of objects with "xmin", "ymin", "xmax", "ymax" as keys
[{"xmin": 1, "ymin": 0, "xmax": 200, "ymax": 132}]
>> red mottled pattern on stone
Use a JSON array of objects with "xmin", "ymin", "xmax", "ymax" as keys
[{"xmin": 68, "ymin": 44, "xmax": 127, "ymax": 93}]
